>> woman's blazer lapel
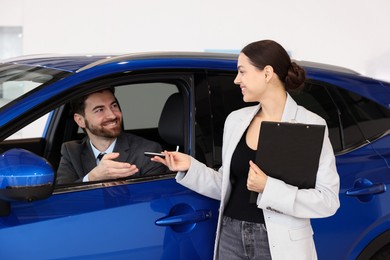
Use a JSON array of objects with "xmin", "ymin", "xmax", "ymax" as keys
[{"xmin": 281, "ymin": 93, "xmax": 299, "ymax": 122}]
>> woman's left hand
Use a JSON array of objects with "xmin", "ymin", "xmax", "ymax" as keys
[{"xmin": 247, "ymin": 160, "xmax": 268, "ymax": 193}]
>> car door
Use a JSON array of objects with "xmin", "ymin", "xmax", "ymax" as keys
[
  {"xmin": 0, "ymin": 72, "xmax": 219, "ymax": 259},
  {"xmin": 327, "ymin": 84, "xmax": 390, "ymax": 260},
  {"xmin": 291, "ymin": 81, "xmax": 390, "ymax": 259}
]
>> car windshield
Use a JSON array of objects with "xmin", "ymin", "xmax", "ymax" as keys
[{"xmin": 0, "ymin": 64, "xmax": 63, "ymax": 109}]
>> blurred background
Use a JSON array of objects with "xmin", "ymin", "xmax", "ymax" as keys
[{"xmin": 0, "ymin": 0, "xmax": 389, "ymax": 81}]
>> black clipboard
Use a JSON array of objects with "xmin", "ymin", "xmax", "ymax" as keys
[{"xmin": 249, "ymin": 121, "xmax": 325, "ymax": 203}]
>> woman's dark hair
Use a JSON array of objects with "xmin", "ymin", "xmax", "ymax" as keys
[
  {"xmin": 241, "ymin": 40, "xmax": 306, "ymax": 91},
  {"xmin": 70, "ymin": 87, "xmax": 116, "ymax": 116}
]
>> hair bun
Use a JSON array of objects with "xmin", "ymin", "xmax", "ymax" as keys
[{"xmin": 285, "ymin": 62, "xmax": 306, "ymax": 92}]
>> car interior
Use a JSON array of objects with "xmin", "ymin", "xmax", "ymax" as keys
[{"xmin": 0, "ymin": 85, "xmax": 186, "ymax": 185}]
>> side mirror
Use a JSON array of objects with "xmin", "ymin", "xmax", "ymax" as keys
[{"xmin": 0, "ymin": 148, "xmax": 54, "ymax": 205}]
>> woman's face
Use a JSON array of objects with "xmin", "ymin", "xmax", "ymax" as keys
[{"xmin": 234, "ymin": 53, "xmax": 267, "ymax": 102}]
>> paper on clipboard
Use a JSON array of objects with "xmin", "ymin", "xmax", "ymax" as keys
[{"xmin": 249, "ymin": 121, "xmax": 325, "ymax": 203}]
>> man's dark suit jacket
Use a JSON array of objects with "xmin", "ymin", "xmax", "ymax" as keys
[{"xmin": 56, "ymin": 132, "xmax": 167, "ymax": 184}]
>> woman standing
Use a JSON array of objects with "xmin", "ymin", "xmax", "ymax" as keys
[{"xmin": 152, "ymin": 40, "xmax": 340, "ymax": 260}]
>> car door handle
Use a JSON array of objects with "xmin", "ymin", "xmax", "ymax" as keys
[
  {"xmin": 346, "ymin": 183, "xmax": 386, "ymax": 196},
  {"xmin": 155, "ymin": 210, "xmax": 212, "ymax": 226}
]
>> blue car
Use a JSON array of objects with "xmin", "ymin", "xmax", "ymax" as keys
[{"xmin": 0, "ymin": 53, "xmax": 389, "ymax": 259}]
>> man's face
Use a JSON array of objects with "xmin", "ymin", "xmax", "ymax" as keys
[{"xmin": 75, "ymin": 90, "xmax": 123, "ymax": 139}]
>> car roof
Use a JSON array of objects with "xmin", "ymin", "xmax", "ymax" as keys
[
  {"xmin": 0, "ymin": 54, "xmax": 118, "ymax": 72},
  {"xmin": 1, "ymin": 52, "xmax": 360, "ymax": 75},
  {"xmin": 5, "ymin": 52, "xmax": 389, "ymax": 105}
]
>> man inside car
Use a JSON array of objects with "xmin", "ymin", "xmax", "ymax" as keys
[{"xmin": 56, "ymin": 87, "xmax": 166, "ymax": 184}]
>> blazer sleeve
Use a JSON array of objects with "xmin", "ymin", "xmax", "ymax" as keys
[
  {"xmin": 176, "ymin": 158, "xmax": 223, "ymax": 201},
  {"xmin": 257, "ymin": 120, "xmax": 340, "ymax": 219},
  {"xmin": 56, "ymin": 142, "xmax": 85, "ymax": 184}
]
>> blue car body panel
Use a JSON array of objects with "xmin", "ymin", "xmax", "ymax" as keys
[
  {"xmin": 0, "ymin": 178, "xmax": 219, "ymax": 259},
  {"xmin": 313, "ymin": 137, "xmax": 390, "ymax": 259}
]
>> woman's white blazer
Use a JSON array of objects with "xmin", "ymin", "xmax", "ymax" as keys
[{"xmin": 176, "ymin": 93, "xmax": 340, "ymax": 260}]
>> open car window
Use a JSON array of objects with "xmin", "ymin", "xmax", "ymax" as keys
[{"xmin": 55, "ymin": 80, "xmax": 182, "ymax": 187}]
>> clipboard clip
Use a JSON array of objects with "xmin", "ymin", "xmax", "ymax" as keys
[{"xmin": 287, "ymin": 119, "xmax": 311, "ymax": 129}]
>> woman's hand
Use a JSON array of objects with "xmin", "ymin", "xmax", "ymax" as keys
[
  {"xmin": 247, "ymin": 160, "xmax": 268, "ymax": 193},
  {"xmin": 151, "ymin": 151, "xmax": 191, "ymax": 172}
]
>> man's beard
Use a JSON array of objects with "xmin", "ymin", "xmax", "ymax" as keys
[{"xmin": 85, "ymin": 118, "xmax": 122, "ymax": 138}]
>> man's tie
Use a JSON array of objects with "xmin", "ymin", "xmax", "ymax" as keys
[{"xmin": 97, "ymin": 153, "xmax": 106, "ymax": 161}]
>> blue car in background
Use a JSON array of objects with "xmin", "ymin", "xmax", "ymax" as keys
[{"xmin": 0, "ymin": 52, "xmax": 389, "ymax": 259}]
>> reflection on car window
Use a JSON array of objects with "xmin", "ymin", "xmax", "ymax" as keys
[
  {"xmin": 336, "ymin": 88, "xmax": 390, "ymax": 142},
  {"xmin": 0, "ymin": 64, "xmax": 66, "ymax": 140},
  {"xmin": 6, "ymin": 113, "xmax": 50, "ymax": 140},
  {"xmin": 291, "ymin": 82, "xmax": 389, "ymax": 153},
  {"xmin": 0, "ymin": 64, "xmax": 55, "ymax": 108}
]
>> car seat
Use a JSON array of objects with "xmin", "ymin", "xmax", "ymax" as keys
[{"xmin": 158, "ymin": 92, "xmax": 184, "ymax": 151}]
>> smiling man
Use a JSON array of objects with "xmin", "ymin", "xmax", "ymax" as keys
[{"xmin": 56, "ymin": 88, "xmax": 166, "ymax": 184}]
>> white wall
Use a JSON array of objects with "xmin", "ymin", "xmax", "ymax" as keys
[{"xmin": 1, "ymin": 0, "xmax": 390, "ymax": 81}]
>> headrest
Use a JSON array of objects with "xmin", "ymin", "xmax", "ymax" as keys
[{"xmin": 158, "ymin": 93, "xmax": 184, "ymax": 146}]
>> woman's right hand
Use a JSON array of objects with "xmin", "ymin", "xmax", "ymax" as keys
[{"xmin": 151, "ymin": 151, "xmax": 191, "ymax": 172}]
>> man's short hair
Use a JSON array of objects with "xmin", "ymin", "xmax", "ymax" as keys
[{"xmin": 70, "ymin": 87, "xmax": 115, "ymax": 116}]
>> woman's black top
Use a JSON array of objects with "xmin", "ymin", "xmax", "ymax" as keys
[{"xmin": 224, "ymin": 130, "xmax": 265, "ymax": 224}]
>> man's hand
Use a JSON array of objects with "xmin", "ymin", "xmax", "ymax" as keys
[
  {"xmin": 247, "ymin": 160, "xmax": 268, "ymax": 193},
  {"xmin": 88, "ymin": 152, "xmax": 138, "ymax": 181}
]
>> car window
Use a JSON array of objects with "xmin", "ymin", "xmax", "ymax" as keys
[
  {"xmin": 0, "ymin": 64, "xmax": 63, "ymax": 110},
  {"xmin": 335, "ymin": 87, "xmax": 390, "ymax": 142},
  {"xmin": 0, "ymin": 65, "xmax": 52, "ymax": 107},
  {"xmin": 53, "ymin": 79, "xmax": 182, "ymax": 186},
  {"xmin": 6, "ymin": 113, "xmax": 50, "ymax": 140},
  {"xmin": 115, "ymin": 82, "xmax": 178, "ymax": 130},
  {"xmin": 195, "ymin": 72, "xmax": 254, "ymax": 168},
  {"xmin": 289, "ymin": 83, "xmax": 345, "ymax": 152},
  {"xmin": 0, "ymin": 64, "xmax": 66, "ymax": 140},
  {"xmin": 115, "ymin": 82, "xmax": 180, "ymax": 151},
  {"xmin": 193, "ymin": 74, "xmax": 214, "ymax": 166},
  {"xmin": 72, "ymin": 82, "xmax": 180, "ymax": 148},
  {"xmin": 291, "ymin": 82, "xmax": 388, "ymax": 153},
  {"xmin": 195, "ymin": 75, "xmax": 374, "ymax": 163}
]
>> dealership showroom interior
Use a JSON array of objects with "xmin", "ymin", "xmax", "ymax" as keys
[{"xmin": 0, "ymin": 1, "xmax": 390, "ymax": 259}]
